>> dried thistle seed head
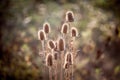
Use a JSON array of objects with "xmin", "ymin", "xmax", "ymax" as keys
[
  {"xmin": 71, "ymin": 27, "xmax": 78, "ymax": 37},
  {"xmin": 66, "ymin": 11, "xmax": 74, "ymax": 22},
  {"xmin": 61, "ymin": 23, "xmax": 69, "ymax": 34},
  {"xmin": 43, "ymin": 22, "xmax": 50, "ymax": 34},
  {"xmin": 46, "ymin": 54, "xmax": 53, "ymax": 67},
  {"xmin": 65, "ymin": 52, "xmax": 73, "ymax": 65},
  {"xmin": 48, "ymin": 40, "xmax": 56, "ymax": 49},
  {"xmin": 54, "ymin": 52, "xmax": 58, "ymax": 60},
  {"xmin": 63, "ymin": 62, "xmax": 69, "ymax": 69},
  {"xmin": 58, "ymin": 37, "xmax": 65, "ymax": 51},
  {"xmin": 38, "ymin": 30, "xmax": 46, "ymax": 40}
]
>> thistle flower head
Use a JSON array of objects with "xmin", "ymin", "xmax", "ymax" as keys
[
  {"xmin": 58, "ymin": 37, "xmax": 65, "ymax": 51},
  {"xmin": 61, "ymin": 23, "xmax": 69, "ymax": 34},
  {"xmin": 38, "ymin": 30, "xmax": 46, "ymax": 41},
  {"xmin": 46, "ymin": 53, "xmax": 53, "ymax": 67},
  {"xmin": 43, "ymin": 22, "xmax": 51, "ymax": 34},
  {"xmin": 71, "ymin": 27, "xmax": 78, "ymax": 37},
  {"xmin": 66, "ymin": 11, "xmax": 74, "ymax": 22},
  {"xmin": 65, "ymin": 52, "xmax": 73, "ymax": 65},
  {"xmin": 48, "ymin": 40, "xmax": 56, "ymax": 49}
]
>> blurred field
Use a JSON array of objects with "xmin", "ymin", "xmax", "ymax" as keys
[{"xmin": 0, "ymin": 0, "xmax": 120, "ymax": 80}]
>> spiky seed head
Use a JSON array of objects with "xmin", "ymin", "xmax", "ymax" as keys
[
  {"xmin": 61, "ymin": 23, "xmax": 69, "ymax": 34},
  {"xmin": 71, "ymin": 27, "xmax": 78, "ymax": 37},
  {"xmin": 63, "ymin": 62, "xmax": 69, "ymax": 69},
  {"xmin": 38, "ymin": 30, "xmax": 46, "ymax": 41},
  {"xmin": 65, "ymin": 52, "xmax": 73, "ymax": 65},
  {"xmin": 58, "ymin": 37, "xmax": 65, "ymax": 51},
  {"xmin": 48, "ymin": 40, "xmax": 56, "ymax": 49},
  {"xmin": 43, "ymin": 22, "xmax": 50, "ymax": 34},
  {"xmin": 46, "ymin": 53, "xmax": 53, "ymax": 67},
  {"xmin": 54, "ymin": 52, "xmax": 58, "ymax": 60},
  {"xmin": 66, "ymin": 11, "xmax": 74, "ymax": 22}
]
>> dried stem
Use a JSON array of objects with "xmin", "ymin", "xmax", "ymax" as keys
[
  {"xmin": 60, "ymin": 51, "xmax": 64, "ymax": 80},
  {"xmin": 54, "ymin": 61, "xmax": 58, "ymax": 80},
  {"xmin": 49, "ymin": 67, "xmax": 52, "ymax": 80}
]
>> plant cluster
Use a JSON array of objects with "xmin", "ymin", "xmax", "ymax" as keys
[{"xmin": 38, "ymin": 11, "xmax": 78, "ymax": 80}]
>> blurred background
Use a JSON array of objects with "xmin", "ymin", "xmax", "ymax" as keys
[{"xmin": 0, "ymin": 0, "xmax": 120, "ymax": 80}]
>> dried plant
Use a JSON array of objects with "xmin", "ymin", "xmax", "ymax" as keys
[
  {"xmin": 43, "ymin": 22, "xmax": 51, "ymax": 34},
  {"xmin": 38, "ymin": 30, "xmax": 46, "ymax": 41},
  {"xmin": 65, "ymin": 52, "xmax": 73, "ymax": 65},
  {"xmin": 38, "ymin": 11, "xmax": 78, "ymax": 80},
  {"xmin": 61, "ymin": 23, "xmax": 69, "ymax": 34},
  {"xmin": 71, "ymin": 27, "xmax": 78, "ymax": 37},
  {"xmin": 46, "ymin": 53, "xmax": 53, "ymax": 80},
  {"xmin": 65, "ymin": 11, "xmax": 74, "ymax": 22},
  {"xmin": 48, "ymin": 40, "xmax": 56, "ymax": 50},
  {"xmin": 46, "ymin": 53, "xmax": 53, "ymax": 67},
  {"xmin": 58, "ymin": 37, "xmax": 65, "ymax": 51}
]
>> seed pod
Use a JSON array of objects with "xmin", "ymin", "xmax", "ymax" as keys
[
  {"xmin": 66, "ymin": 11, "xmax": 74, "ymax": 22},
  {"xmin": 71, "ymin": 27, "xmax": 78, "ymax": 37},
  {"xmin": 61, "ymin": 23, "xmax": 69, "ymax": 34},
  {"xmin": 38, "ymin": 30, "xmax": 46, "ymax": 40},
  {"xmin": 54, "ymin": 52, "xmax": 58, "ymax": 60},
  {"xmin": 65, "ymin": 52, "xmax": 73, "ymax": 65},
  {"xmin": 58, "ymin": 37, "xmax": 65, "ymax": 51},
  {"xmin": 63, "ymin": 62, "xmax": 69, "ymax": 69},
  {"xmin": 48, "ymin": 40, "xmax": 56, "ymax": 49},
  {"xmin": 46, "ymin": 54, "xmax": 53, "ymax": 67},
  {"xmin": 43, "ymin": 22, "xmax": 50, "ymax": 34}
]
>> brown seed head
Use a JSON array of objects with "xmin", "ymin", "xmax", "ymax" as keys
[
  {"xmin": 61, "ymin": 23, "xmax": 69, "ymax": 34},
  {"xmin": 48, "ymin": 40, "xmax": 56, "ymax": 49},
  {"xmin": 63, "ymin": 62, "xmax": 69, "ymax": 69},
  {"xmin": 71, "ymin": 27, "xmax": 78, "ymax": 37},
  {"xmin": 65, "ymin": 52, "xmax": 73, "ymax": 65},
  {"xmin": 66, "ymin": 11, "xmax": 74, "ymax": 22},
  {"xmin": 58, "ymin": 37, "xmax": 65, "ymax": 51},
  {"xmin": 43, "ymin": 22, "xmax": 50, "ymax": 34},
  {"xmin": 54, "ymin": 52, "xmax": 58, "ymax": 60},
  {"xmin": 38, "ymin": 30, "xmax": 46, "ymax": 41},
  {"xmin": 46, "ymin": 54, "xmax": 53, "ymax": 67}
]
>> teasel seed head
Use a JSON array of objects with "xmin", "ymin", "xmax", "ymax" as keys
[
  {"xmin": 46, "ymin": 53, "xmax": 53, "ymax": 67},
  {"xmin": 71, "ymin": 27, "xmax": 78, "ymax": 37},
  {"xmin": 54, "ymin": 52, "xmax": 58, "ymax": 60},
  {"xmin": 48, "ymin": 40, "xmax": 56, "ymax": 49},
  {"xmin": 58, "ymin": 37, "xmax": 65, "ymax": 51},
  {"xmin": 65, "ymin": 52, "xmax": 73, "ymax": 65},
  {"xmin": 38, "ymin": 30, "xmax": 46, "ymax": 41},
  {"xmin": 63, "ymin": 62, "xmax": 70, "ymax": 69},
  {"xmin": 61, "ymin": 23, "xmax": 69, "ymax": 34},
  {"xmin": 66, "ymin": 11, "xmax": 74, "ymax": 22},
  {"xmin": 43, "ymin": 22, "xmax": 51, "ymax": 34}
]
